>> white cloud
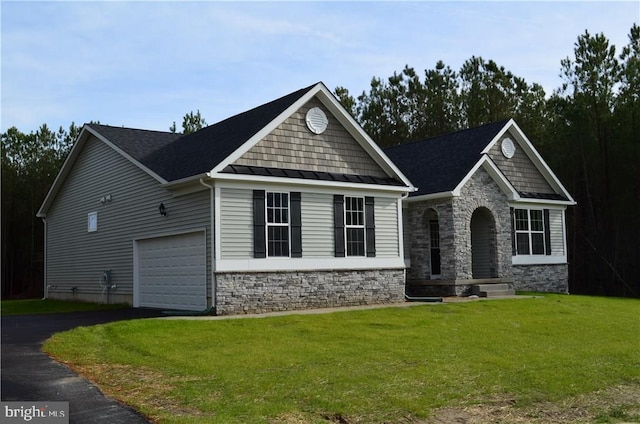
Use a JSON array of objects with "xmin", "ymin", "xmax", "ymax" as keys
[{"xmin": 2, "ymin": 1, "xmax": 638, "ymax": 134}]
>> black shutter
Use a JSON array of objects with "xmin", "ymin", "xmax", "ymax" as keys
[
  {"xmin": 333, "ymin": 195, "xmax": 345, "ymax": 257},
  {"xmin": 253, "ymin": 190, "xmax": 266, "ymax": 258},
  {"xmin": 510, "ymin": 207, "xmax": 516, "ymax": 255},
  {"xmin": 544, "ymin": 208, "xmax": 551, "ymax": 255},
  {"xmin": 290, "ymin": 192, "xmax": 302, "ymax": 258},
  {"xmin": 365, "ymin": 196, "xmax": 376, "ymax": 257}
]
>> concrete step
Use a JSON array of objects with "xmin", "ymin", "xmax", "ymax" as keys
[
  {"xmin": 471, "ymin": 283, "xmax": 515, "ymax": 298},
  {"xmin": 482, "ymin": 289, "xmax": 516, "ymax": 298},
  {"xmin": 473, "ymin": 283, "xmax": 511, "ymax": 293}
]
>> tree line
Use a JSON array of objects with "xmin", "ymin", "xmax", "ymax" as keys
[
  {"xmin": 2, "ymin": 25, "xmax": 638, "ymax": 298},
  {"xmin": 335, "ymin": 25, "xmax": 639, "ymax": 297}
]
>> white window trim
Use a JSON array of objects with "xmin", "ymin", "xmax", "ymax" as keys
[
  {"xmin": 511, "ymin": 207, "xmax": 569, "ymax": 265},
  {"xmin": 512, "ymin": 255, "xmax": 567, "ymax": 265},
  {"xmin": 515, "ymin": 208, "xmax": 545, "ymax": 256},
  {"xmin": 87, "ymin": 211, "xmax": 98, "ymax": 232},
  {"xmin": 344, "ymin": 196, "xmax": 365, "ymax": 257},
  {"xmin": 266, "ymin": 191, "xmax": 291, "ymax": 258}
]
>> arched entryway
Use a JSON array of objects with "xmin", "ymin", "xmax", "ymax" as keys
[{"xmin": 470, "ymin": 207, "xmax": 497, "ymax": 279}]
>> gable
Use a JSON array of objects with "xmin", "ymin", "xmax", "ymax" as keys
[
  {"xmin": 487, "ymin": 130, "xmax": 555, "ymax": 195},
  {"xmin": 233, "ymin": 97, "xmax": 388, "ymax": 178},
  {"xmin": 384, "ymin": 120, "xmax": 509, "ymax": 197}
]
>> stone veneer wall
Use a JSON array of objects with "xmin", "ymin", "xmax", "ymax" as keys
[
  {"xmin": 452, "ymin": 168, "xmax": 513, "ymax": 280},
  {"xmin": 405, "ymin": 199, "xmax": 454, "ymax": 281},
  {"xmin": 512, "ymin": 264, "xmax": 569, "ymax": 293},
  {"xmin": 215, "ymin": 268, "xmax": 405, "ymax": 315}
]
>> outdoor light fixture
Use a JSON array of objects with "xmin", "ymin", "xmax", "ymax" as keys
[{"xmin": 158, "ymin": 203, "xmax": 167, "ymax": 216}]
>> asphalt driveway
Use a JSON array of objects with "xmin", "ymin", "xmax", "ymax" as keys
[{"xmin": 1, "ymin": 308, "xmax": 165, "ymax": 424}]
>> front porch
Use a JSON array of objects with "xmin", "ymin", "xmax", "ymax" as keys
[{"xmin": 406, "ymin": 278, "xmax": 515, "ymax": 298}]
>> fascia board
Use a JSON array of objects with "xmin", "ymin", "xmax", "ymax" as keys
[
  {"xmin": 488, "ymin": 120, "xmax": 576, "ymax": 204},
  {"xmin": 404, "ymin": 191, "xmax": 455, "ymax": 203},
  {"xmin": 87, "ymin": 127, "xmax": 168, "ymax": 185},
  {"xmin": 210, "ymin": 82, "xmax": 416, "ymax": 192},
  {"xmin": 480, "ymin": 156, "xmax": 520, "ymax": 200},
  {"xmin": 37, "ymin": 127, "xmax": 90, "ymax": 217},
  {"xmin": 38, "ymin": 125, "xmax": 170, "ymax": 217},
  {"xmin": 481, "ymin": 118, "xmax": 515, "ymax": 154},
  {"xmin": 313, "ymin": 85, "xmax": 416, "ymax": 191},
  {"xmin": 511, "ymin": 197, "xmax": 577, "ymax": 207},
  {"xmin": 211, "ymin": 171, "xmax": 412, "ymax": 194},
  {"xmin": 160, "ymin": 173, "xmax": 209, "ymax": 189},
  {"xmin": 210, "ymin": 84, "xmax": 323, "ymax": 175},
  {"xmin": 452, "ymin": 155, "xmax": 520, "ymax": 200}
]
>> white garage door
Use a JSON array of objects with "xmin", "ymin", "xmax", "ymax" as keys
[{"xmin": 136, "ymin": 231, "xmax": 207, "ymax": 311}]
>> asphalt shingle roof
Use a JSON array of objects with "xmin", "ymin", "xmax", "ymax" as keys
[
  {"xmin": 384, "ymin": 120, "xmax": 509, "ymax": 196},
  {"xmin": 88, "ymin": 83, "xmax": 316, "ymax": 182}
]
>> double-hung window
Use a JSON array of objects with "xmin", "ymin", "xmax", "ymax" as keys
[
  {"xmin": 345, "ymin": 196, "xmax": 365, "ymax": 256},
  {"xmin": 514, "ymin": 208, "xmax": 546, "ymax": 255},
  {"xmin": 253, "ymin": 190, "xmax": 302, "ymax": 258},
  {"xmin": 333, "ymin": 195, "xmax": 375, "ymax": 257},
  {"xmin": 266, "ymin": 192, "xmax": 289, "ymax": 257}
]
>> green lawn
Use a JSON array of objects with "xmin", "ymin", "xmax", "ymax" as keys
[
  {"xmin": 43, "ymin": 294, "xmax": 640, "ymax": 423},
  {"xmin": 1, "ymin": 298, "xmax": 128, "ymax": 316}
]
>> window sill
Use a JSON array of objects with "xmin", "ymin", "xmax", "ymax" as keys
[{"xmin": 512, "ymin": 255, "xmax": 567, "ymax": 266}]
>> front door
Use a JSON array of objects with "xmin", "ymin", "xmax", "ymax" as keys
[{"xmin": 471, "ymin": 208, "xmax": 496, "ymax": 279}]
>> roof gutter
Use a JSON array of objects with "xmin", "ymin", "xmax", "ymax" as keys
[{"xmin": 404, "ymin": 191, "xmax": 455, "ymax": 203}]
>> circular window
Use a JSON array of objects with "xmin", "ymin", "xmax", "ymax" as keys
[
  {"xmin": 305, "ymin": 107, "xmax": 328, "ymax": 134},
  {"xmin": 501, "ymin": 137, "xmax": 516, "ymax": 158}
]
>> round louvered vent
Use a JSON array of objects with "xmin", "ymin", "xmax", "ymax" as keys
[
  {"xmin": 305, "ymin": 107, "xmax": 328, "ymax": 134},
  {"xmin": 501, "ymin": 137, "xmax": 516, "ymax": 158}
]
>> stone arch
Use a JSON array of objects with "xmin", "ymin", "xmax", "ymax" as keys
[{"xmin": 470, "ymin": 206, "xmax": 498, "ymax": 279}]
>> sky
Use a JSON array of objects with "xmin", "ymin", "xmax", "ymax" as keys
[{"xmin": 2, "ymin": 1, "xmax": 639, "ymax": 135}]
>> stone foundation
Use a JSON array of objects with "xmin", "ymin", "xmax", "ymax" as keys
[
  {"xmin": 215, "ymin": 268, "xmax": 405, "ymax": 315},
  {"xmin": 512, "ymin": 264, "xmax": 569, "ymax": 293}
]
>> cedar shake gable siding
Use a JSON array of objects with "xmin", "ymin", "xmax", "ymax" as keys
[{"xmin": 235, "ymin": 98, "xmax": 388, "ymax": 178}]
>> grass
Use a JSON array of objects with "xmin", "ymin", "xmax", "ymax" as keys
[
  {"xmin": 1, "ymin": 298, "xmax": 128, "ymax": 316},
  {"xmin": 43, "ymin": 294, "xmax": 640, "ymax": 423}
]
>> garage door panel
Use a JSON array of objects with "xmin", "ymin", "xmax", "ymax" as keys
[{"xmin": 137, "ymin": 232, "xmax": 206, "ymax": 311}]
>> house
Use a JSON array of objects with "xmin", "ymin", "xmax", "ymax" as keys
[
  {"xmin": 37, "ymin": 82, "xmax": 416, "ymax": 314},
  {"xmin": 384, "ymin": 119, "xmax": 576, "ymax": 297}
]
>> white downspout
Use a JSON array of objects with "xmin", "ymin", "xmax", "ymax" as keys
[
  {"xmin": 41, "ymin": 217, "xmax": 48, "ymax": 300},
  {"xmin": 399, "ymin": 191, "xmax": 442, "ymax": 302},
  {"xmin": 199, "ymin": 178, "xmax": 216, "ymax": 313}
]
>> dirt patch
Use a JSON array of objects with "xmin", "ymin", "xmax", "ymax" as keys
[
  {"xmin": 424, "ymin": 384, "xmax": 640, "ymax": 424},
  {"xmin": 58, "ymin": 359, "xmax": 640, "ymax": 423},
  {"xmin": 65, "ymin": 363, "xmax": 213, "ymax": 423}
]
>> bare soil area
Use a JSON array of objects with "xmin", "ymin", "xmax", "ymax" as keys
[{"xmin": 424, "ymin": 384, "xmax": 640, "ymax": 424}]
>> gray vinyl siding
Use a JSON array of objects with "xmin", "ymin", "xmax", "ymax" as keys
[
  {"xmin": 301, "ymin": 192, "xmax": 333, "ymax": 257},
  {"xmin": 45, "ymin": 136, "xmax": 212, "ymax": 298},
  {"xmin": 489, "ymin": 134, "xmax": 556, "ymax": 194},
  {"xmin": 235, "ymin": 98, "xmax": 387, "ymax": 178},
  {"xmin": 375, "ymin": 197, "xmax": 399, "ymax": 257},
  {"xmin": 218, "ymin": 187, "xmax": 401, "ymax": 259},
  {"xmin": 219, "ymin": 187, "xmax": 253, "ymax": 258},
  {"xmin": 549, "ymin": 209, "xmax": 565, "ymax": 256}
]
